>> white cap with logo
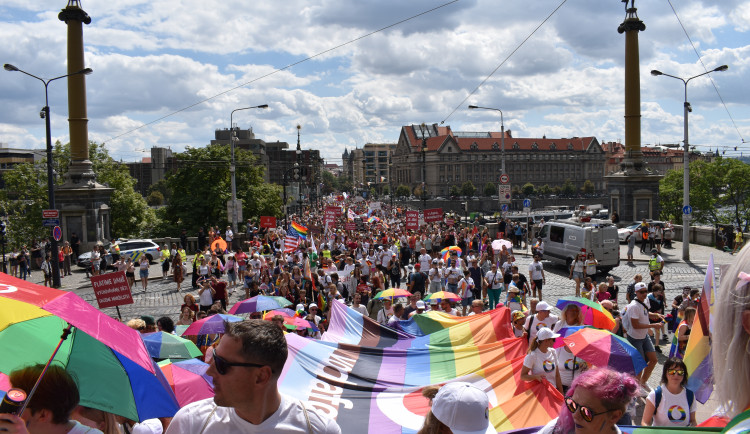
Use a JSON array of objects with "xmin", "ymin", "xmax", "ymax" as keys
[{"xmin": 432, "ymin": 382, "xmax": 490, "ymax": 434}]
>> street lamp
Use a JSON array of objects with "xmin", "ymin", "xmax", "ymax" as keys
[
  {"xmin": 651, "ymin": 64, "xmax": 728, "ymax": 261},
  {"xmin": 229, "ymin": 104, "xmax": 268, "ymax": 237},
  {"xmin": 4, "ymin": 63, "xmax": 92, "ymax": 288},
  {"xmin": 419, "ymin": 123, "xmax": 428, "ymax": 210},
  {"xmin": 468, "ymin": 105, "xmax": 506, "ymax": 175}
]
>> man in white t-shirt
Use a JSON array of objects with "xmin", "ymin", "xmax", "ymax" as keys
[
  {"xmin": 528, "ymin": 255, "xmax": 545, "ymax": 299},
  {"xmin": 523, "ymin": 301, "xmax": 559, "ymax": 343},
  {"xmin": 418, "ymin": 248, "xmax": 432, "ymax": 271},
  {"xmin": 625, "ymin": 282, "xmax": 663, "ymax": 390},
  {"xmin": 166, "ymin": 320, "xmax": 340, "ymax": 434}
]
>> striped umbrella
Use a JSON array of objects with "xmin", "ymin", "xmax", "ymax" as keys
[
  {"xmin": 374, "ymin": 288, "xmax": 412, "ymax": 300},
  {"xmin": 563, "ymin": 327, "xmax": 647, "ymax": 374},
  {"xmin": 424, "ymin": 291, "xmax": 461, "ymax": 302},
  {"xmin": 555, "ymin": 296, "xmax": 616, "ymax": 331}
]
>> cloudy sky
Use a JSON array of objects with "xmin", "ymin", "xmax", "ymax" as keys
[{"xmin": 1, "ymin": 0, "xmax": 748, "ymax": 166}]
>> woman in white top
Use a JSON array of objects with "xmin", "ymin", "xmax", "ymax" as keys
[
  {"xmin": 139, "ymin": 256, "xmax": 150, "ymax": 291},
  {"xmin": 553, "ymin": 304, "xmax": 583, "ymax": 333},
  {"xmin": 568, "ymin": 253, "xmax": 585, "ymax": 297},
  {"xmin": 641, "ymin": 358, "xmax": 696, "ymax": 427},
  {"xmin": 520, "ymin": 327, "xmax": 563, "ymax": 393},
  {"xmin": 584, "ymin": 252, "xmax": 598, "ymax": 280}
]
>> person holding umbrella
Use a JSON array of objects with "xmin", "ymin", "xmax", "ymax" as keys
[{"xmin": 520, "ymin": 327, "xmax": 563, "ymax": 394}]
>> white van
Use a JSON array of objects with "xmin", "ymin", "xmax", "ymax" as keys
[{"xmin": 538, "ymin": 220, "xmax": 620, "ymax": 274}]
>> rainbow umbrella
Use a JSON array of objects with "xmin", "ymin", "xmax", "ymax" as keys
[
  {"xmin": 0, "ymin": 273, "xmax": 178, "ymax": 421},
  {"xmin": 367, "ymin": 216, "xmax": 381, "ymax": 223},
  {"xmin": 440, "ymin": 246, "xmax": 462, "ymax": 262},
  {"xmin": 262, "ymin": 309, "xmax": 296, "ymax": 320},
  {"xmin": 424, "ymin": 291, "xmax": 461, "ymax": 302},
  {"xmin": 374, "ymin": 288, "xmax": 412, "ymax": 300},
  {"xmin": 552, "ymin": 325, "xmax": 589, "ymax": 349},
  {"xmin": 284, "ymin": 316, "xmax": 319, "ymax": 332},
  {"xmin": 158, "ymin": 358, "xmax": 214, "ymax": 407},
  {"xmin": 555, "ymin": 296, "xmax": 616, "ymax": 331},
  {"xmin": 562, "ymin": 327, "xmax": 647, "ymax": 374},
  {"xmin": 142, "ymin": 331, "xmax": 203, "ymax": 360},
  {"xmin": 180, "ymin": 314, "xmax": 243, "ymax": 336},
  {"xmin": 210, "ymin": 238, "xmax": 228, "ymax": 252},
  {"xmin": 228, "ymin": 295, "xmax": 293, "ymax": 315}
]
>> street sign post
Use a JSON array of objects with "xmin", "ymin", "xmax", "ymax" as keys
[
  {"xmin": 498, "ymin": 185, "xmax": 511, "ymax": 204},
  {"xmin": 682, "ymin": 205, "xmax": 693, "ymax": 215},
  {"xmin": 523, "ymin": 199, "xmax": 531, "ymax": 208},
  {"xmin": 499, "ymin": 174, "xmax": 510, "ymax": 185},
  {"xmin": 42, "ymin": 218, "xmax": 60, "ymax": 227}
]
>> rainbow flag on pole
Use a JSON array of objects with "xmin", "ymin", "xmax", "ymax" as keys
[
  {"xmin": 291, "ymin": 222, "xmax": 308, "ymax": 239},
  {"xmin": 684, "ymin": 254, "xmax": 714, "ymax": 403}
]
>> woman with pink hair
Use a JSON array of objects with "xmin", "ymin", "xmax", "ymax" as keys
[{"xmin": 537, "ymin": 367, "xmax": 640, "ymax": 434}]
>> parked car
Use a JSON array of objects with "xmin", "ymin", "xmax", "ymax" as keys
[
  {"xmin": 76, "ymin": 241, "xmax": 113, "ymax": 269},
  {"xmin": 115, "ymin": 239, "xmax": 161, "ymax": 264},
  {"xmin": 538, "ymin": 220, "xmax": 620, "ymax": 274},
  {"xmin": 618, "ymin": 223, "xmax": 641, "ymax": 243}
]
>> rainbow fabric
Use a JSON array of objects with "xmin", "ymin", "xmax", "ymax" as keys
[
  {"xmin": 502, "ymin": 426, "xmax": 722, "ymax": 433},
  {"xmin": 291, "ymin": 222, "xmax": 308, "ymax": 239},
  {"xmin": 684, "ymin": 254, "xmax": 714, "ymax": 403},
  {"xmin": 279, "ymin": 301, "xmax": 562, "ymax": 432}
]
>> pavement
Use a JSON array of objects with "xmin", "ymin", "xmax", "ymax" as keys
[{"xmin": 11, "ymin": 239, "xmax": 733, "ymax": 425}]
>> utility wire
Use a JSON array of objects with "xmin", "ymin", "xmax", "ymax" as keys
[
  {"xmin": 440, "ymin": 0, "xmax": 568, "ymax": 125},
  {"xmin": 666, "ymin": 0, "xmax": 745, "ymax": 145},
  {"xmin": 104, "ymin": 1, "xmax": 460, "ymax": 144}
]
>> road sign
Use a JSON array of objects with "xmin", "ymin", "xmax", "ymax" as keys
[
  {"xmin": 501, "ymin": 204, "xmax": 509, "ymax": 212},
  {"xmin": 682, "ymin": 205, "xmax": 693, "ymax": 215},
  {"xmin": 42, "ymin": 209, "xmax": 59, "ymax": 219},
  {"xmin": 42, "ymin": 218, "xmax": 60, "ymax": 227},
  {"xmin": 498, "ymin": 185, "xmax": 511, "ymax": 204},
  {"xmin": 523, "ymin": 199, "xmax": 531, "ymax": 208},
  {"xmin": 523, "ymin": 207, "xmax": 530, "ymax": 214},
  {"xmin": 52, "ymin": 226, "xmax": 62, "ymax": 241},
  {"xmin": 499, "ymin": 174, "xmax": 510, "ymax": 185}
]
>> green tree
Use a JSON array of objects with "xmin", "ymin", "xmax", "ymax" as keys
[
  {"xmin": 147, "ymin": 178, "xmax": 172, "ymax": 202},
  {"xmin": 382, "ymin": 185, "xmax": 391, "ymax": 196},
  {"xmin": 522, "ymin": 182, "xmax": 535, "ymax": 196},
  {"xmin": 395, "ymin": 184, "xmax": 411, "ymax": 198},
  {"xmin": 660, "ymin": 158, "xmax": 750, "ymax": 229},
  {"xmin": 321, "ymin": 171, "xmax": 337, "ymax": 195},
  {"xmin": 581, "ymin": 179, "xmax": 595, "ymax": 194},
  {"xmin": 449, "ymin": 184, "xmax": 462, "ymax": 197},
  {"xmin": 146, "ymin": 191, "xmax": 165, "ymax": 206},
  {"xmin": 552, "ymin": 185, "xmax": 562, "ymax": 195},
  {"xmin": 538, "ymin": 184, "xmax": 551, "ymax": 195},
  {"xmin": 164, "ymin": 145, "xmax": 280, "ymax": 232},
  {"xmin": 483, "ymin": 182, "xmax": 496, "ymax": 197},
  {"xmin": 0, "ymin": 162, "xmax": 48, "ymax": 248},
  {"xmin": 561, "ymin": 179, "xmax": 576, "ymax": 195},
  {"xmin": 338, "ymin": 176, "xmax": 353, "ymax": 193},
  {"xmin": 461, "ymin": 181, "xmax": 476, "ymax": 197}
]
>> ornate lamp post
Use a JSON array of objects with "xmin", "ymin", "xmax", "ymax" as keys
[{"xmin": 229, "ymin": 104, "xmax": 267, "ymax": 234}]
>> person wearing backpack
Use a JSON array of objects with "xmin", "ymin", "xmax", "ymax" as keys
[
  {"xmin": 641, "ymin": 358, "xmax": 696, "ymax": 427},
  {"xmin": 624, "ymin": 282, "xmax": 663, "ymax": 391}
]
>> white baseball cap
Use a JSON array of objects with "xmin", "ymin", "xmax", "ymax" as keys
[
  {"xmin": 536, "ymin": 301, "xmax": 551, "ymax": 311},
  {"xmin": 432, "ymin": 382, "xmax": 490, "ymax": 434},
  {"xmin": 536, "ymin": 327, "xmax": 561, "ymax": 341},
  {"xmin": 634, "ymin": 282, "xmax": 648, "ymax": 292},
  {"xmin": 416, "ymin": 300, "xmax": 426, "ymax": 309},
  {"xmin": 309, "ymin": 303, "xmax": 318, "ymax": 310}
]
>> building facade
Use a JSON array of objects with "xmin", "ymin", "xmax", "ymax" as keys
[
  {"xmin": 0, "ymin": 144, "xmax": 45, "ymax": 189},
  {"xmin": 391, "ymin": 124, "xmax": 606, "ymax": 197},
  {"xmin": 126, "ymin": 147, "xmax": 178, "ymax": 197},
  {"xmin": 342, "ymin": 143, "xmax": 396, "ymax": 193}
]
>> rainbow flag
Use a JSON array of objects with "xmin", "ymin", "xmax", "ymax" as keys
[
  {"xmin": 291, "ymin": 222, "xmax": 308, "ymax": 239},
  {"xmin": 316, "ymin": 290, "xmax": 327, "ymax": 313},
  {"xmin": 684, "ymin": 254, "xmax": 714, "ymax": 403},
  {"xmin": 323, "ymin": 300, "xmax": 516, "ymax": 351},
  {"xmin": 502, "ymin": 426, "xmax": 722, "ymax": 433},
  {"xmin": 278, "ymin": 306, "xmax": 562, "ymax": 432}
]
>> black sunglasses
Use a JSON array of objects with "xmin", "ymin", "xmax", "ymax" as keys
[
  {"xmin": 211, "ymin": 348, "xmax": 266, "ymax": 375},
  {"xmin": 565, "ymin": 397, "xmax": 614, "ymax": 423}
]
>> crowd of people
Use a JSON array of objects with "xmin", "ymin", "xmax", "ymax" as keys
[{"xmin": 2, "ymin": 197, "xmax": 748, "ymax": 433}]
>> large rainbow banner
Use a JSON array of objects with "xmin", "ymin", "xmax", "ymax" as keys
[{"xmin": 278, "ymin": 301, "xmax": 562, "ymax": 432}]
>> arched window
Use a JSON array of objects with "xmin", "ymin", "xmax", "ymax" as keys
[
  {"xmin": 568, "ymin": 142, "xmax": 574, "ymax": 150},
  {"xmin": 549, "ymin": 142, "xmax": 556, "ymax": 150},
  {"xmin": 532, "ymin": 142, "xmax": 539, "ymax": 150},
  {"xmin": 471, "ymin": 142, "xmax": 478, "ymax": 150},
  {"xmin": 492, "ymin": 142, "xmax": 499, "ymax": 150}
]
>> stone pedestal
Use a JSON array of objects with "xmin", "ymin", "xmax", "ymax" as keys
[
  {"xmin": 606, "ymin": 172, "xmax": 662, "ymax": 223},
  {"xmin": 56, "ymin": 185, "xmax": 113, "ymax": 250}
]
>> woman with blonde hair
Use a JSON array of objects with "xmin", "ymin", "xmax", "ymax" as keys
[
  {"xmin": 711, "ymin": 244, "xmax": 750, "ymax": 430},
  {"xmin": 553, "ymin": 304, "xmax": 583, "ymax": 333}
]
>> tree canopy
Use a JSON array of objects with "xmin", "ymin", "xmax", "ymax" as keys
[
  {"xmin": 163, "ymin": 145, "xmax": 281, "ymax": 233},
  {"xmin": 660, "ymin": 157, "xmax": 750, "ymax": 230}
]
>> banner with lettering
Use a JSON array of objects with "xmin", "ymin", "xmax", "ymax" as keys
[
  {"xmin": 405, "ymin": 210, "xmax": 419, "ymax": 230},
  {"xmin": 91, "ymin": 271, "xmax": 133, "ymax": 309},
  {"xmin": 423, "ymin": 208, "xmax": 444, "ymax": 223}
]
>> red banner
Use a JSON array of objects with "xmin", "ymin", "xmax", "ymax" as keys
[
  {"xmin": 446, "ymin": 218, "xmax": 455, "ymax": 226},
  {"xmin": 324, "ymin": 206, "xmax": 341, "ymax": 228},
  {"xmin": 405, "ymin": 210, "xmax": 419, "ymax": 230},
  {"xmin": 345, "ymin": 222, "xmax": 356, "ymax": 231},
  {"xmin": 260, "ymin": 216, "xmax": 277, "ymax": 228},
  {"xmin": 423, "ymin": 208, "xmax": 444, "ymax": 223},
  {"xmin": 91, "ymin": 271, "xmax": 133, "ymax": 309}
]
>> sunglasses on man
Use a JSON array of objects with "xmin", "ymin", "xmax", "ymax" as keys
[
  {"xmin": 211, "ymin": 348, "xmax": 267, "ymax": 375},
  {"xmin": 565, "ymin": 397, "xmax": 615, "ymax": 423}
]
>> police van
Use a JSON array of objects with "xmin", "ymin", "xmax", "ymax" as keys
[{"xmin": 538, "ymin": 220, "xmax": 620, "ymax": 274}]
